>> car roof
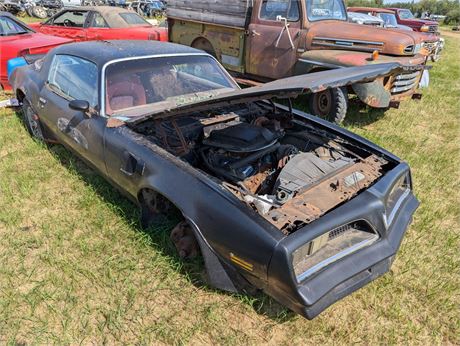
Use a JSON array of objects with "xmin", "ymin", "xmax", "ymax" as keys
[
  {"xmin": 50, "ymin": 40, "xmax": 205, "ymax": 67},
  {"xmin": 348, "ymin": 7, "xmax": 395, "ymax": 14},
  {"xmin": 52, "ymin": 6, "xmax": 147, "ymax": 27}
]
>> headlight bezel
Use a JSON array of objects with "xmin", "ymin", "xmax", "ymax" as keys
[
  {"xmin": 384, "ymin": 172, "xmax": 411, "ymax": 227},
  {"xmin": 292, "ymin": 220, "xmax": 379, "ymax": 283}
]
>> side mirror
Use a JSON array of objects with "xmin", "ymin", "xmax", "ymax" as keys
[{"xmin": 69, "ymin": 99, "xmax": 90, "ymax": 112}]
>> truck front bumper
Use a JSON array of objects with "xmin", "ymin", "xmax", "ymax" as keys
[
  {"xmin": 296, "ymin": 50, "xmax": 427, "ymax": 108},
  {"xmin": 265, "ymin": 163, "xmax": 419, "ymax": 319}
]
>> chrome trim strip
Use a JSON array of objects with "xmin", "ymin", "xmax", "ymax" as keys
[
  {"xmin": 313, "ymin": 36, "xmax": 384, "ymax": 46},
  {"xmin": 100, "ymin": 52, "xmax": 239, "ymax": 118},
  {"xmin": 296, "ymin": 233, "xmax": 379, "ymax": 283},
  {"xmin": 384, "ymin": 188, "xmax": 411, "ymax": 227}
]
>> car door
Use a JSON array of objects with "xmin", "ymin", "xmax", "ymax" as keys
[
  {"xmin": 247, "ymin": 0, "xmax": 303, "ymax": 79},
  {"xmin": 42, "ymin": 9, "xmax": 90, "ymax": 41},
  {"xmin": 37, "ymin": 54, "xmax": 107, "ymax": 173}
]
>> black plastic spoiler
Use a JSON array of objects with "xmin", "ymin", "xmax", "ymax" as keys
[{"xmin": 126, "ymin": 63, "xmax": 419, "ymax": 125}]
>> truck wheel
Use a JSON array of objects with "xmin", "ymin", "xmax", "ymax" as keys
[
  {"xmin": 308, "ymin": 87, "xmax": 348, "ymax": 124},
  {"xmin": 32, "ymin": 6, "xmax": 48, "ymax": 19},
  {"xmin": 22, "ymin": 99, "xmax": 45, "ymax": 142}
]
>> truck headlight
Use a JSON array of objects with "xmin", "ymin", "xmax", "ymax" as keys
[
  {"xmin": 420, "ymin": 25, "xmax": 430, "ymax": 32},
  {"xmin": 292, "ymin": 221, "xmax": 379, "ymax": 282}
]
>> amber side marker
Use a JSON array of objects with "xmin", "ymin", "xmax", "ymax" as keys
[
  {"xmin": 230, "ymin": 253, "xmax": 254, "ymax": 272},
  {"xmin": 372, "ymin": 50, "xmax": 379, "ymax": 61}
]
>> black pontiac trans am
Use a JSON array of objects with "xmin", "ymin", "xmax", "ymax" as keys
[{"xmin": 10, "ymin": 41, "xmax": 419, "ymax": 319}]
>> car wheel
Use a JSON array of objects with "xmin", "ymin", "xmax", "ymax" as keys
[
  {"xmin": 22, "ymin": 99, "xmax": 45, "ymax": 142},
  {"xmin": 308, "ymin": 87, "xmax": 348, "ymax": 124},
  {"xmin": 25, "ymin": 6, "xmax": 34, "ymax": 16},
  {"xmin": 32, "ymin": 6, "xmax": 48, "ymax": 19}
]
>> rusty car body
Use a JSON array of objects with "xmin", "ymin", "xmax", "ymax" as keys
[
  {"xmin": 167, "ymin": 0, "xmax": 429, "ymax": 123},
  {"xmin": 11, "ymin": 40, "xmax": 419, "ymax": 319},
  {"xmin": 349, "ymin": 7, "xmax": 444, "ymax": 62}
]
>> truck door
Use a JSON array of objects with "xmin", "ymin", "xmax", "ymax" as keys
[{"xmin": 247, "ymin": 0, "xmax": 303, "ymax": 80}]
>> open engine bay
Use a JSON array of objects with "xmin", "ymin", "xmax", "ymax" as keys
[{"xmin": 132, "ymin": 102, "xmax": 392, "ymax": 234}]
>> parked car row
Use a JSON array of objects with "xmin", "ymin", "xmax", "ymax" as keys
[
  {"xmin": 2, "ymin": 0, "xmax": 446, "ymax": 321},
  {"xmin": 0, "ymin": 0, "xmax": 165, "ymax": 18}
]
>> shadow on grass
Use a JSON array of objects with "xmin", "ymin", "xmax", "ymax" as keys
[
  {"xmin": 343, "ymin": 98, "xmax": 389, "ymax": 127},
  {"xmin": 15, "ymin": 109, "xmax": 294, "ymax": 322}
]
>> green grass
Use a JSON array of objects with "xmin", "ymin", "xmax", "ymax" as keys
[{"xmin": 1, "ymin": 32, "xmax": 459, "ymax": 345}]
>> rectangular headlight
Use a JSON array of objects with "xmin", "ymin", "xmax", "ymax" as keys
[{"xmin": 293, "ymin": 221, "xmax": 379, "ymax": 283}]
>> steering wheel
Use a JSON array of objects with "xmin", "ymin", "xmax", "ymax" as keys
[{"xmin": 63, "ymin": 19, "xmax": 74, "ymax": 27}]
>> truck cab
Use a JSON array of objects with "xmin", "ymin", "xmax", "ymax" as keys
[{"xmin": 168, "ymin": 0, "xmax": 428, "ymax": 123}]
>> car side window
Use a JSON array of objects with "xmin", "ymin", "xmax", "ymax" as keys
[
  {"xmin": 47, "ymin": 55, "xmax": 98, "ymax": 108},
  {"xmin": 260, "ymin": 0, "xmax": 300, "ymax": 22},
  {"xmin": 90, "ymin": 12, "xmax": 109, "ymax": 28},
  {"xmin": 51, "ymin": 11, "xmax": 89, "ymax": 27},
  {"xmin": 0, "ymin": 16, "xmax": 30, "ymax": 35}
]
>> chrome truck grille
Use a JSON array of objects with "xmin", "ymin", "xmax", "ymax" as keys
[
  {"xmin": 428, "ymin": 25, "xmax": 438, "ymax": 33},
  {"xmin": 423, "ymin": 41, "xmax": 437, "ymax": 53},
  {"xmin": 390, "ymin": 71, "xmax": 421, "ymax": 95}
]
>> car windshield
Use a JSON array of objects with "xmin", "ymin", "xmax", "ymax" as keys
[
  {"xmin": 399, "ymin": 9, "xmax": 414, "ymax": 19},
  {"xmin": 306, "ymin": 0, "xmax": 347, "ymax": 22},
  {"xmin": 104, "ymin": 55, "xmax": 238, "ymax": 116},
  {"xmin": 0, "ymin": 16, "xmax": 31, "ymax": 36},
  {"xmin": 379, "ymin": 13, "xmax": 398, "ymax": 26}
]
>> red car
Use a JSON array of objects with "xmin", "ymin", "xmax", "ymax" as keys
[
  {"xmin": 29, "ymin": 6, "xmax": 167, "ymax": 42},
  {"xmin": 386, "ymin": 8, "xmax": 439, "ymax": 34},
  {"xmin": 0, "ymin": 12, "xmax": 72, "ymax": 91}
]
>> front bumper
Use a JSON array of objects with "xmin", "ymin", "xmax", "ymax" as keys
[{"xmin": 265, "ymin": 162, "xmax": 419, "ymax": 319}]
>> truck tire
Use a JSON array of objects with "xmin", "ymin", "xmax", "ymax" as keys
[
  {"xmin": 308, "ymin": 87, "xmax": 348, "ymax": 124},
  {"xmin": 32, "ymin": 6, "xmax": 48, "ymax": 19}
]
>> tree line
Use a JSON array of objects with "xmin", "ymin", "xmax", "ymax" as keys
[{"xmin": 346, "ymin": 0, "xmax": 460, "ymax": 24}]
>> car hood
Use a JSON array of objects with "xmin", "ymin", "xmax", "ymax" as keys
[
  {"xmin": 126, "ymin": 63, "xmax": 420, "ymax": 125},
  {"xmin": 2, "ymin": 32, "xmax": 72, "ymax": 49},
  {"xmin": 402, "ymin": 18, "xmax": 438, "ymax": 26},
  {"xmin": 307, "ymin": 21, "xmax": 418, "ymax": 56}
]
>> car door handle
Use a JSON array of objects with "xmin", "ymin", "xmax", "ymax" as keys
[
  {"xmin": 250, "ymin": 30, "xmax": 261, "ymax": 36},
  {"xmin": 120, "ymin": 151, "xmax": 145, "ymax": 176},
  {"xmin": 39, "ymin": 97, "xmax": 47, "ymax": 106}
]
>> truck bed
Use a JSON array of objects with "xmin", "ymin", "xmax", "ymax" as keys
[{"xmin": 166, "ymin": 0, "xmax": 251, "ymax": 28}]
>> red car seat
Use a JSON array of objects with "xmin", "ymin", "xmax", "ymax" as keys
[{"xmin": 106, "ymin": 74, "xmax": 146, "ymax": 115}]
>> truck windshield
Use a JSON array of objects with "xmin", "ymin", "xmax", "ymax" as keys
[
  {"xmin": 104, "ymin": 55, "xmax": 237, "ymax": 116},
  {"xmin": 398, "ymin": 9, "xmax": 414, "ymax": 19},
  {"xmin": 378, "ymin": 13, "xmax": 398, "ymax": 27},
  {"xmin": 306, "ymin": 0, "xmax": 347, "ymax": 22}
]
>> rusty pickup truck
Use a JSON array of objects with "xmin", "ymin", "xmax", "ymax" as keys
[{"xmin": 167, "ymin": 0, "xmax": 429, "ymax": 123}]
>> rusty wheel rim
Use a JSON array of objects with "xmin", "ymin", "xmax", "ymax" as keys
[
  {"xmin": 316, "ymin": 90, "xmax": 332, "ymax": 116},
  {"xmin": 25, "ymin": 105, "xmax": 44, "ymax": 141}
]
